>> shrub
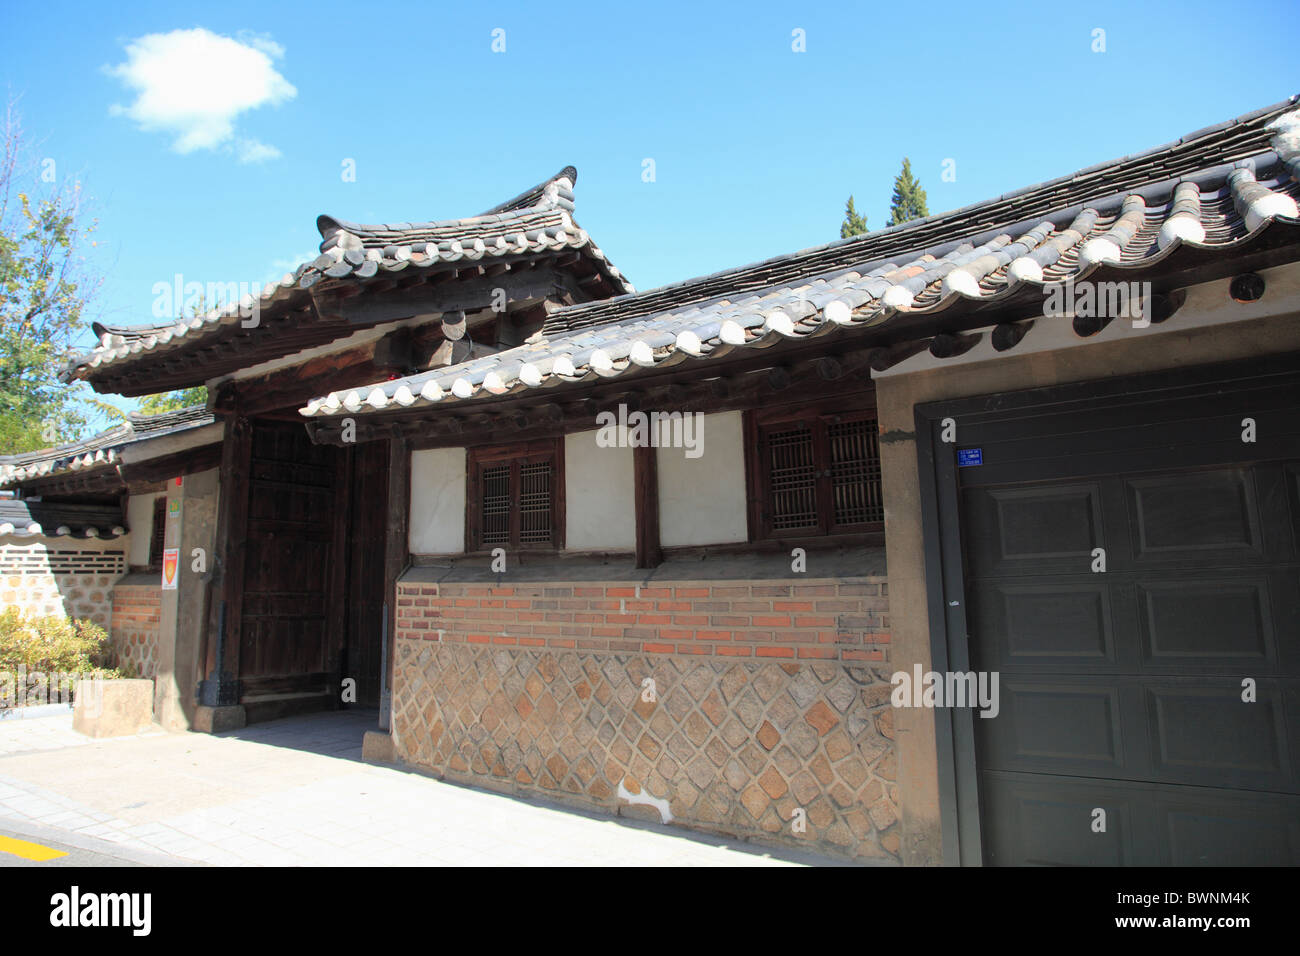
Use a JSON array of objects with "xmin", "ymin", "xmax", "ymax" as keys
[{"xmin": 0, "ymin": 609, "xmax": 121, "ymax": 709}]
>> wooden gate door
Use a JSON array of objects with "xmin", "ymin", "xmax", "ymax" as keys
[{"xmin": 238, "ymin": 421, "xmax": 338, "ymax": 721}]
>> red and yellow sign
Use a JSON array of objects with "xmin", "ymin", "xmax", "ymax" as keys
[{"xmin": 161, "ymin": 548, "xmax": 179, "ymax": 590}]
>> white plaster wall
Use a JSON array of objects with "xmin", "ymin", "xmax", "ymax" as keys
[
  {"xmin": 409, "ymin": 448, "xmax": 467, "ymax": 554},
  {"xmin": 657, "ymin": 410, "xmax": 749, "ymax": 547},
  {"xmin": 565, "ymin": 429, "xmax": 635, "ymax": 550},
  {"xmin": 126, "ymin": 492, "xmax": 165, "ymax": 568}
]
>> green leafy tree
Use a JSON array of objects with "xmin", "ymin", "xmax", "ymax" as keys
[
  {"xmin": 887, "ymin": 157, "xmax": 929, "ymax": 227},
  {"xmin": 138, "ymin": 385, "xmax": 207, "ymax": 415},
  {"xmin": 0, "ymin": 97, "xmax": 101, "ymax": 454},
  {"xmin": 840, "ymin": 195, "xmax": 869, "ymax": 238}
]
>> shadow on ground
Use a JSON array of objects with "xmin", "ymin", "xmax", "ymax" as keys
[
  {"xmin": 215, "ymin": 708, "xmax": 377, "ymax": 761},
  {"xmin": 214, "ymin": 709, "xmax": 865, "ymax": 867}
]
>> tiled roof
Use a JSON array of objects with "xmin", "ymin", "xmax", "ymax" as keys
[
  {"xmin": 0, "ymin": 499, "xmax": 126, "ymax": 539},
  {"xmin": 0, "ymin": 405, "xmax": 214, "ymax": 489},
  {"xmin": 300, "ymin": 99, "xmax": 1300, "ymax": 420},
  {"xmin": 61, "ymin": 167, "xmax": 633, "ymax": 387}
]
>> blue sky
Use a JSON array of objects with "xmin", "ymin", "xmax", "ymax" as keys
[{"xmin": 1, "ymin": 0, "xmax": 1297, "ymax": 412}]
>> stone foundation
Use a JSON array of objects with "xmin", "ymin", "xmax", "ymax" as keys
[{"xmin": 392, "ymin": 577, "xmax": 898, "ymax": 861}]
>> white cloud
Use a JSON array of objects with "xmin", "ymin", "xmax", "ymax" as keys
[
  {"xmin": 108, "ymin": 27, "xmax": 296, "ymax": 161},
  {"xmin": 236, "ymin": 138, "xmax": 281, "ymax": 164}
]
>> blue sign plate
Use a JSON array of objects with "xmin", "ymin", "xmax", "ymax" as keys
[{"xmin": 958, "ymin": 448, "xmax": 983, "ymax": 467}]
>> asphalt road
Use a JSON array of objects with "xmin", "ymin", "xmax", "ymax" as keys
[{"xmin": 0, "ymin": 820, "xmax": 191, "ymax": 867}]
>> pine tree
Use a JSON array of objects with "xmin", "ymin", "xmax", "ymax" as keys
[
  {"xmin": 887, "ymin": 158, "xmax": 929, "ymax": 227},
  {"xmin": 840, "ymin": 195, "xmax": 869, "ymax": 238}
]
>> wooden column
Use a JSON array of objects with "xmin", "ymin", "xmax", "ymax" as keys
[
  {"xmin": 379, "ymin": 436, "xmax": 411, "ymax": 731},
  {"xmin": 634, "ymin": 443, "xmax": 662, "ymax": 569},
  {"xmin": 326, "ymin": 446, "xmax": 353, "ymax": 709},
  {"xmin": 198, "ymin": 415, "xmax": 252, "ymax": 708}
]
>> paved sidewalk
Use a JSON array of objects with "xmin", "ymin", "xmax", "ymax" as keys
[
  {"xmin": 0, "ymin": 710, "xmax": 843, "ymax": 866},
  {"xmin": 0, "ymin": 706, "xmax": 167, "ymax": 756}
]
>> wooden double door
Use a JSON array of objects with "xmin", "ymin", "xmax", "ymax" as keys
[{"xmin": 236, "ymin": 422, "xmax": 388, "ymax": 722}]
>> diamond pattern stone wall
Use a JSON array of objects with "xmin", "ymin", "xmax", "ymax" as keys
[
  {"xmin": 110, "ymin": 583, "xmax": 161, "ymax": 679},
  {"xmin": 392, "ymin": 578, "xmax": 898, "ymax": 861}
]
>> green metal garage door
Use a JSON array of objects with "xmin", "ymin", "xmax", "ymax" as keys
[{"xmin": 933, "ymin": 359, "xmax": 1300, "ymax": 865}]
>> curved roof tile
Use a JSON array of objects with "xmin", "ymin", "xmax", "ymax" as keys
[
  {"xmin": 0, "ymin": 405, "xmax": 214, "ymax": 489},
  {"xmin": 63, "ymin": 167, "xmax": 632, "ymax": 385},
  {"xmin": 301, "ymin": 100, "xmax": 1300, "ymax": 422}
]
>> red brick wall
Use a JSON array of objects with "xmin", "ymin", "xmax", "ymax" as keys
[
  {"xmin": 396, "ymin": 580, "xmax": 889, "ymax": 662},
  {"xmin": 391, "ymin": 576, "xmax": 898, "ymax": 861},
  {"xmin": 110, "ymin": 583, "xmax": 162, "ymax": 679}
]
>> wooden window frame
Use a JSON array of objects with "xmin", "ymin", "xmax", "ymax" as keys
[
  {"xmin": 744, "ymin": 396, "xmax": 884, "ymax": 542},
  {"xmin": 147, "ymin": 495, "xmax": 168, "ymax": 570},
  {"xmin": 465, "ymin": 438, "xmax": 565, "ymax": 553}
]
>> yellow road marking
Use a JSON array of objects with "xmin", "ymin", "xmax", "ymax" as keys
[{"xmin": 0, "ymin": 834, "xmax": 68, "ymax": 862}]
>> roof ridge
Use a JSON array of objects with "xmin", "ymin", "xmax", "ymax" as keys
[
  {"xmin": 298, "ymin": 97, "xmax": 1300, "ymax": 423},
  {"xmin": 478, "ymin": 165, "xmax": 578, "ymax": 216},
  {"xmin": 315, "ymin": 165, "xmax": 579, "ymax": 245},
  {"xmin": 0, "ymin": 422, "xmax": 134, "ymax": 465},
  {"xmin": 540, "ymin": 95, "xmax": 1300, "ymax": 334},
  {"xmin": 126, "ymin": 403, "xmax": 210, "ymax": 425},
  {"xmin": 0, "ymin": 405, "xmax": 215, "ymax": 485}
]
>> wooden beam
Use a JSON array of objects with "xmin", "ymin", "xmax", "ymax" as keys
[
  {"xmin": 815, "ymin": 357, "xmax": 843, "ymax": 380},
  {"xmin": 992, "ymin": 320, "xmax": 1033, "ymax": 352},
  {"xmin": 869, "ymin": 341, "xmax": 929, "ymax": 372},
  {"xmin": 341, "ymin": 269, "xmax": 564, "ymax": 326},
  {"xmin": 634, "ymin": 443, "xmax": 662, "ymax": 569},
  {"xmin": 1148, "ymin": 289, "xmax": 1186, "ymax": 324},
  {"xmin": 929, "ymin": 331, "xmax": 982, "ymax": 359},
  {"xmin": 215, "ymin": 342, "xmax": 405, "ymax": 418},
  {"xmin": 441, "ymin": 310, "xmax": 467, "ymax": 341},
  {"xmin": 199, "ymin": 415, "xmax": 252, "ymax": 707},
  {"xmin": 371, "ymin": 327, "xmax": 415, "ymax": 371},
  {"xmin": 119, "ymin": 442, "xmax": 223, "ymax": 484},
  {"xmin": 1073, "ymin": 313, "xmax": 1113, "ymax": 337},
  {"xmin": 425, "ymin": 337, "xmax": 473, "ymax": 369},
  {"xmin": 660, "ymin": 384, "xmax": 688, "ymax": 405}
]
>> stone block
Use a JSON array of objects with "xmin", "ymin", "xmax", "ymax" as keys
[
  {"xmin": 72, "ymin": 678, "xmax": 154, "ymax": 738},
  {"xmin": 192, "ymin": 704, "xmax": 247, "ymax": 733},
  {"xmin": 362, "ymin": 730, "xmax": 396, "ymax": 763}
]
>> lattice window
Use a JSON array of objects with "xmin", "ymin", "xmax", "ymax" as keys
[
  {"xmin": 467, "ymin": 441, "xmax": 563, "ymax": 551},
  {"xmin": 828, "ymin": 418, "xmax": 884, "ymax": 527},
  {"xmin": 766, "ymin": 424, "xmax": 818, "ymax": 531},
  {"xmin": 751, "ymin": 405, "xmax": 883, "ymax": 539},
  {"xmin": 518, "ymin": 461, "xmax": 553, "ymax": 545},
  {"xmin": 480, "ymin": 464, "xmax": 511, "ymax": 546}
]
